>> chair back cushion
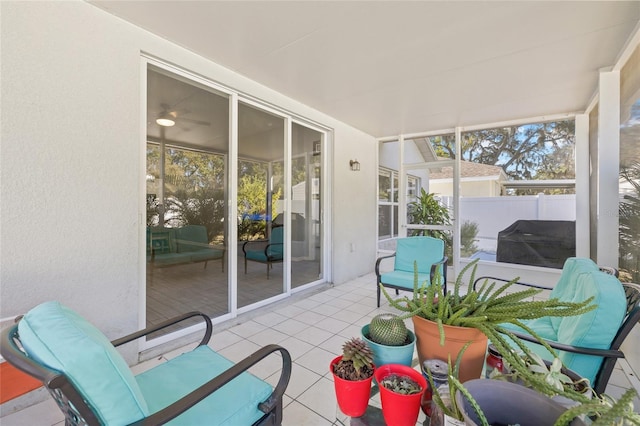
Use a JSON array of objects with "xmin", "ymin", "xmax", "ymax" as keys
[
  {"xmin": 268, "ymin": 226, "xmax": 284, "ymax": 258},
  {"xmin": 522, "ymin": 257, "xmax": 626, "ymax": 383},
  {"xmin": 394, "ymin": 237, "xmax": 445, "ymax": 274},
  {"xmin": 176, "ymin": 225, "xmax": 209, "ymax": 252},
  {"xmin": 18, "ymin": 301, "xmax": 149, "ymax": 425}
]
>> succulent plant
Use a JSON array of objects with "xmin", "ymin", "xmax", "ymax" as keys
[
  {"xmin": 333, "ymin": 338, "xmax": 375, "ymax": 381},
  {"xmin": 369, "ymin": 313, "xmax": 408, "ymax": 346},
  {"xmin": 379, "ymin": 373, "xmax": 422, "ymax": 395}
]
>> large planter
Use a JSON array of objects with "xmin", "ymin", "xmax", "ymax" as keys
[
  {"xmin": 361, "ymin": 324, "xmax": 416, "ymax": 368},
  {"xmin": 375, "ymin": 364, "xmax": 426, "ymax": 426},
  {"xmin": 455, "ymin": 379, "xmax": 587, "ymax": 426},
  {"xmin": 330, "ymin": 355, "xmax": 374, "ymax": 417},
  {"xmin": 412, "ymin": 315, "xmax": 488, "ymax": 383}
]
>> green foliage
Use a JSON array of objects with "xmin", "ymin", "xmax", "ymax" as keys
[
  {"xmin": 407, "ymin": 189, "xmax": 451, "ymax": 246},
  {"xmin": 619, "ymin": 162, "xmax": 640, "ymax": 282},
  {"xmin": 460, "ymin": 220, "xmax": 479, "ymax": 257},
  {"xmin": 431, "ymin": 120, "xmax": 575, "ymax": 182},
  {"xmin": 369, "ymin": 313, "xmax": 408, "ymax": 346},
  {"xmin": 379, "ymin": 374, "xmax": 422, "ymax": 395},
  {"xmin": 381, "ymin": 259, "xmax": 597, "ymax": 404},
  {"xmin": 554, "ymin": 388, "xmax": 640, "ymax": 426}
]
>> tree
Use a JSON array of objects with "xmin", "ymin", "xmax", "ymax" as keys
[{"xmin": 432, "ymin": 120, "xmax": 575, "ymax": 181}]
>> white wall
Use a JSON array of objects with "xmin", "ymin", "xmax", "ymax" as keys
[{"xmin": 0, "ymin": 1, "xmax": 377, "ymax": 354}]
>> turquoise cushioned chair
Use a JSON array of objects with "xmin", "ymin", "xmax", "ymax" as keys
[
  {"xmin": 474, "ymin": 257, "xmax": 638, "ymax": 394},
  {"xmin": 375, "ymin": 236, "xmax": 448, "ymax": 307},
  {"xmin": 243, "ymin": 226, "xmax": 284, "ymax": 279},
  {"xmin": 0, "ymin": 301, "xmax": 291, "ymax": 426}
]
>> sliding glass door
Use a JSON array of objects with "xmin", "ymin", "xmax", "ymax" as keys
[
  {"xmin": 237, "ymin": 102, "xmax": 285, "ymax": 308},
  {"xmin": 146, "ymin": 65, "xmax": 230, "ymax": 334}
]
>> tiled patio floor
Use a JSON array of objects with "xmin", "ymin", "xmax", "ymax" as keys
[{"xmin": 2, "ymin": 272, "xmax": 639, "ymax": 425}]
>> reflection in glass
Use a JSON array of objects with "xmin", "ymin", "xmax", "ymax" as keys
[
  {"xmin": 146, "ymin": 66, "xmax": 229, "ymax": 336},
  {"xmin": 237, "ymin": 102, "xmax": 285, "ymax": 307},
  {"xmin": 291, "ymin": 123, "xmax": 324, "ymax": 288},
  {"xmin": 619, "ymin": 99, "xmax": 640, "ymax": 281}
]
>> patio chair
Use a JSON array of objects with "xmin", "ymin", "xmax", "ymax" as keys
[
  {"xmin": 375, "ymin": 236, "xmax": 448, "ymax": 308},
  {"xmin": 243, "ymin": 226, "xmax": 284, "ymax": 279},
  {"xmin": 0, "ymin": 301, "xmax": 292, "ymax": 426},
  {"xmin": 473, "ymin": 257, "xmax": 640, "ymax": 395}
]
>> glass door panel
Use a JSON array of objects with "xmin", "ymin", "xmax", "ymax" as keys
[
  {"xmin": 146, "ymin": 66, "xmax": 230, "ymax": 337},
  {"xmin": 237, "ymin": 102, "xmax": 285, "ymax": 307},
  {"xmin": 291, "ymin": 123, "xmax": 323, "ymax": 288}
]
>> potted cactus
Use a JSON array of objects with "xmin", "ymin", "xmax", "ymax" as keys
[
  {"xmin": 361, "ymin": 313, "xmax": 416, "ymax": 367},
  {"xmin": 375, "ymin": 363, "xmax": 427, "ymax": 426},
  {"xmin": 330, "ymin": 337, "xmax": 375, "ymax": 417},
  {"xmin": 381, "ymin": 258, "xmax": 597, "ymax": 383}
]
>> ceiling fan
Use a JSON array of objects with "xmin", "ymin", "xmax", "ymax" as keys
[{"xmin": 155, "ymin": 103, "xmax": 211, "ymax": 128}]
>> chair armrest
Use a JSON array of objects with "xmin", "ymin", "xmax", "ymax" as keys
[
  {"xmin": 473, "ymin": 276, "xmax": 552, "ymax": 292},
  {"xmin": 242, "ymin": 239, "xmax": 268, "ymax": 255},
  {"xmin": 375, "ymin": 253, "xmax": 396, "ymax": 279},
  {"xmin": 430, "ymin": 256, "xmax": 448, "ymax": 289},
  {"xmin": 133, "ymin": 344, "xmax": 292, "ymax": 426},
  {"xmin": 505, "ymin": 330, "xmax": 624, "ymax": 358},
  {"xmin": 264, "ymin": 242, "xmax": 283, "ymax": 258},
  {"xmin": 111, "ymin": 312, "xmax": 212, "ymax": 348}
]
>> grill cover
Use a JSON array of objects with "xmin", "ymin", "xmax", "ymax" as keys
[{"xmin": 496, "ymin": 220, "xmax": 575, "ymax": 269}]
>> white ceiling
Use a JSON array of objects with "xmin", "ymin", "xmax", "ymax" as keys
[{"xmin": 90, "ymin": 1, "xmax": 640, "ymax": 138}]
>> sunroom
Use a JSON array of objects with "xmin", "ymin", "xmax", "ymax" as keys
[{"xmin": 1, "ymin": 0, "xmax": 640, "ymax": 419}]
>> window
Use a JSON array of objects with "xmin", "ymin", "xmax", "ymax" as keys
[{"xmin": 443, "ymin": 120, "xmax": 576, "ymax": 266}]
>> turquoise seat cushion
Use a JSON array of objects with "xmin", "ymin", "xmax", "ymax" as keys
[
  {"xmin": 380, "ymin": 271, "xmax": 433, "ymax": 290},
  {"xmin": 18, "ymin": 301, "xmax": 149, "ymax": 425},
  {"xmin": 136, "ymin": 346, "xmax": 273, "ymax": 426},
  {"xmin": 245, "ymin": 227, "xmax": 284, "ymax": 262},
  {"xmin": 189, "ymin": 248, "xmax": 224, "ymax": 262},
  {"xmin": 503, "ymin": 257, "xmax": 627, "ymax": 383}
]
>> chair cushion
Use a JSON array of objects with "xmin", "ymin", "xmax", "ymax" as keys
[
  {"xmin": 380, "ymin": 271, "xmax": 434, "ymax": 290},
  {"xmin": 394, "ymin": 237, "xmax": 445, "ymax": 274},
  {"xmin": 176, "ymin": 225, "xmax": 209, "ymax": 253},
  {"xmin": 136, "ymin": 345, "xmax": 273, "ymax": 426},
  {"xmin": 18, "ymin": 301, "xmax": 149, "ymax": 425},
  {"xmin": 504, "ymin": 257, "xmax": 627, "ymax": 383}
]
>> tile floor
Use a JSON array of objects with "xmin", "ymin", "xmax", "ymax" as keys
[{"xmin": 2, "ymin": 272, "xmax": 639, "ymax": 425}]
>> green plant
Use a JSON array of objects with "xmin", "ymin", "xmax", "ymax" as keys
[
  {"xmin": 555, "ymin": 388, "xmax": 640, "ymax": 426},
  {"xmin": 368, "ymin": 313, "xmax": 408, "ymax": 346},
  {"xmin": 379, "ymin": 373, "xmax": 421, "ymax": 395},
  {"xmin": 333, "ymin": 338, "xmax": 374, "ymax": 381},
  {"xmin": 407, "ymin": 189, "xmax": 451, "ymax": 241},
  {"xmin": 425, "ymin": 343, "xmax": 489, "ymax": 425},
  {"xmin": 381, "ymin": 258, "xmax": 597, "ymax": 401}
]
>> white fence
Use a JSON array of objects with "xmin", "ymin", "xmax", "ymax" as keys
[{"xmin": 443, "ymin": 194, "xmax": 576, "ymax": 252}]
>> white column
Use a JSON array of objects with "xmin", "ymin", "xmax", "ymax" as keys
[
  {"xmin": 596, "ymin": 71, "xmax": 620, "ymax": 267},
  {"xmin": 574, "ymin": 114, "xmax": 590, "ymax": 258}
]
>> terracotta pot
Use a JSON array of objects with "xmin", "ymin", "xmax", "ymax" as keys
[
  {"xmin": 330, "ymin": 355, "xmax": 374, "ymax": 417},
  {"xmin": 375, "ymin": 364, "xmax": 426, "ymax": 426},
  {"xmin": 412, "ymin": 315, "xmax": 488, "ymax": 383}
]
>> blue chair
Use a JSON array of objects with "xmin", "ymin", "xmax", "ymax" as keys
[
  {"xmin": 243, "ymin": 226, "xmax": 284, "ymax": 279},
  {"xmin": 0, "ymin": 301, "xmax": 291, "ymax": 425},
  {"xmin": 375, "ymin": 236, "xmax": 448, "ymax": 308},
  {"xmin": 474, "ymin": 257, "xmax": 639, "ymax": 394}
]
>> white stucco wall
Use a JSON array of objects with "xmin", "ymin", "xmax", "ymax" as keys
[{"xmin": 0, "ymin": 1, "xmax": 376, "ymax": 355}]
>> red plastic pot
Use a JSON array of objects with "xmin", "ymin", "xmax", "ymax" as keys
[
  {"xmin": 330, "ymin": 355, "xmax": 374, "ymax": 417},
  {"xmin": 375, "ymin": 364, "xmax": 427, "ymax": 426}
]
